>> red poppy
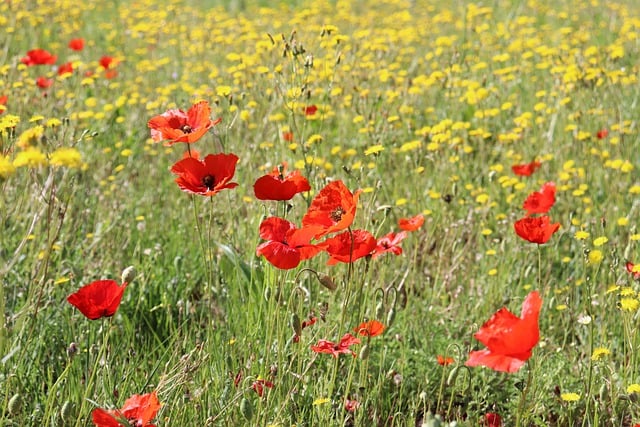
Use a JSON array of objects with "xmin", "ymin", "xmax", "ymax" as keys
[
  {"xmin": 514, "ymin": 216, "xmax": 560, "ymax": 244},
  {"xmin": 522, "ymin": 182, "xmax": 556, "ymax": 215},
  {"xmin": 170, "ymin": 153, "xmax": 239, "ymax": 197},
  {"xmin": 92, "ymin": 391, "xmax": 161, "ymax": 427},
  {"xmin": 58, "ymin": 62, "xmax": 74, "ymax": 76},
  {"xmin": 596, "ymin": 128, "xmax": 609, "ymax": 139},
  {"xmin": 371, "ymin": 231, "xmax": 407, "ymax": 259},
  {"xmin": 311, "ymin": 333, "xmax": 361, "ymax": 358},
  {"xmin": 99, "ymin": 55, "xmax": 116, "ymax": 69},
  {"xmin": 20, "ymin": 49, "xmax": 57, "ymax": 66},
  {"xmin": 253, "ymin": 163, "xmax": 311, "ymax": 201},
  {"xmin": 465, "ymin": 291, "xmax": 542, "ymax": 373},
  {"xmin": 512, "ymin": 160, "xmax": 541, "ymax": 177},
  {"xmin": 398, "ymin": 214, "xmax": 424, "ymax": 231},
  {"xmin": 282, "ymin": 131, "xmax": 294, "ymax": 142},
  {"xmin": 36, "ymin": 77, "xmax": 53, "ymax": 88},
  {"xmin": 148, "ymin": 101, "xmax": 218, "ymax": 145},
  {"xmin": 104, "ymin": 69, "xmax": 118, "ymax": 79},
  {"xmin": 67, "ymin": 280, "xmax": 127, "ymax": 320},
  {"xmin": 353, "ymin": 320, "xmax": 385, "ymax": 337},
  {"xmin": 303, "ymin": 105, "xmax": 318, "ymax": 116},
  {"xmin": 324, "ymin": 229, "xmax": 377, "ymax": 265},
  {"xmin": 0, "ymin": 95, "xmax": 7, "ymax": 114},
  {"xmin": 255, "ymin": 217, "xmax": 324, "ymax": 270},
  {"xmin": 68, "ymin": 38, "xmax": 85, "ymax": 51},
  {"xmin": 626, "ymin": 261, "xmax": 640, "ymax": 280},
  {"xmin": 251, "ymin": 378, "xmax": 274, "ymax": 397},
  {"xmin": 293, "ymin": 315, "xmax": 318, "ymax": 343},
  {"xmin": 302, "ymin": 180, "xmax": 362, "ymax": 238},
  {"xmin": 344, "ymin": 399, "xmax": 360, "ymax": 412},
  {"xmin": 437, "ymin": 355, "xmax": 454, "ymax": 366},
  {"xmin": 485, "ymin": 413, "xmax": 502, "ymax": 427}
]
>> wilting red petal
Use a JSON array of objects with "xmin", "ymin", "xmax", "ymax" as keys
[
  {"xmin": 67, "ymin": 280, "xmax": 127, "ymax": 320},
  {"xmin": 372, "ymin": 231, "xmax": 407, "ymax": 259},
  {"xmin": 398, "ymin": 214, "xmax": 424, "ymax": 231}
]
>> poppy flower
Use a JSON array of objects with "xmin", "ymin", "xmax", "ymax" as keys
[
  {"xmin": 99, "ymin": 55, "xmax": 116, "ymax": 69},
  {"xmin": 0, "ymin": 95, "xmax": 7, "ymax": 114},
  {"xmin": 67, "ymin": 279, "xmax": 127, "ymax": 320},
  {"xmin": 251, "ymin": 378, "xmax": 274, "ymax": 397},
  {"xmin": 514, "ymin": 216, "xmax": 560, "ymax": 244},
  {"xmin": 522, "ymin": 182, "xmax": 556, "ymax": 215},
  {"xmin": 255, "ymin": 217, "xmax": 324, "ymax": 270},
  {"xmin": 371, "ymin": 231, "xmax": 407, "ymax": 259},
  {"xmin": 324, "ymin": 229, "xmax": 377, "ymax": 265},
  {"xmin": 465, "ymin": 291, "xmax": 542, "ymax": 373},
  {"xmin": 68, "ymin": 38, "xmax": 85, "ymax": 51},
  {"xmin": 512, "ymin": 160, "xmax": 541, "ymax": 177},
  {"xmin": 353, "ymin": 320, "xmax": 385, "ymax": 337},
  {"xmin": 282, "ymin": 131, "xmax": 294, "ymax": 142},
  {"xmin": 302, "ymin": 180, "xmax": 361, "ymax": 238},
  {"xmin": 253, "ymin": 163, "xmax": 311, "ymax": 201},
  {"xmin": 626, "ymin": 261, "xmax": 640, "ymax": 279},
  {"xmin": 398, "ymin": 214, "xmax": 424, "ymax": 231},
  {"xmin": 171, "ymin": 153, "xmax": 238, "ymax": 197},
  {"xmin": 293, "ymin": 315, "xmax": 317, "ymax": 343},
  {"xmin": 485, "ymin": 413, "xmax": 502, "ymax": 427},
  {"xmin": 437, "ymin": 355, "xmax": 454, "ymax": 366},
  {"xmin": 303, "ymin": 105, "xmax": 318, "ymax": 116},
  {"xmin": 20, "ymin": 49, "xmax": 57, "ymax": 66},
  {"xmin": 311, "ymin": 333, "xmax": 361, "ymax": 358},
  {"xmin": 58, "ymin": 62, "xmax": 74, "ymax": 76},
  {"xmin": 596, "ymin": 128, "xmax": 608, "ymax": 139},
  {"xmin": 148, "ymin": 101, "xmax": 218, "ymax": 145},
  {"xmin": 344, "ymin": 399, "xmax": 360, "ymax": 412},
  {"xmin": 92, "ymin": 391, "xmax": 161, "ymax": 427},
  {"xmin": 36, "ymin": 77, "xmax": 53, "ymax": 89}
]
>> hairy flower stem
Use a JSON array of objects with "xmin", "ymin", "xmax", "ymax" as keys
[{"xmin": 515, "ymin": 361, "xmax": 533, "ymax": 427}]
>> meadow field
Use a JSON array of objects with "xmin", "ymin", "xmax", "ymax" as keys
[{"xmin": 1, "ymin": 0, "xmax": 640, "ymax": 425}]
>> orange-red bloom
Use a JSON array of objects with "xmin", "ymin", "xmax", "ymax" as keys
[
  {"xmin": 0, "ymin": 95, "xmax": 7, "ymax": 114},
  {"xmin": 303, "ymin": 105, "xmax": 318, "ymax": 116},
  {"xmin": 398, "ymin": 214, "xmax": 424, "ymax": 231},
  {"xmin": 522, "ymin": 182, "xmax": 556, "ymax": 215},
  {"xmin": 58, "ymin": 62, "xmax": 74, "ymax": 76},
  {"xmin": 36, "ymin": 77, "xmax": 53, "ymax": 89},
  {"xmin": 92, "ymin": 391, "xmax": 161, "ymax": 427},
  {"xmin": 68, "ymin": 38, "xmax": 85, "ymax": 51},
  {"xmin": 485, "ymin": 413, "xmax": 502, "ymax": 427},
  {"xmin": 626, "ymin": 261, "xmax": 640, "ymax": 280},
  {"xmin": 437, "ymin": 355, "xmax": 454, "ymax": 366},
  {"xmin": 512, "ymin": 161, "xmax": 541, "ymax": 177},
  {"xmin": 256, "ymin": 217, "xmax": 324, "ymax": 270},
  {"xmin": 324, "ymin": 229, "xmax": 376, "ymax": 265},
  {"xmin": 302, "ymin": 180, "xmax": 361, "ymax": 238},
  {"xmin": 465, "ymin": 291, "xmax": 542, "ymax": 373},
  {"xmin": 148, "ymin": 101, "xmax": 219, "ymax": 145},
  {"xmin": 253, "ymin": 163, "xmax": 310, "ymax": 201},
  {"xmin": 21, "ymin": 49, "xmax": 57, "ymax": 66},
  {"xmin": 372, "ymin": 231, "xmax": 407, "ymax": 259},
  {"xmin": 99, "ymin": 55, "xmax": 116, "ymax": 69},
  {"xmin": 596, "ymin": 128, "xmax": 609, "ymax": 139},
  {"xmin": 311, "ymin": 333, "xmax": 360, "ymax": 357},
  {"xmin": 170, "ymin": 153, "xmax": 238, "ymax": 197},
  {"xmin": 67, "ymin": 279, "xmax": 127, "ymax": 320},
  {"xmin": 514, "ymin": 216, "xmax": 560, "ymax": 244},
  {"xmin": 353, "ymin": 320, "xmax": 385, "ymax": 337}
]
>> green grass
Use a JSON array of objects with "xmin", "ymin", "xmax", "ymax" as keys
[{"xmin": 1, "ymin": 0, "xmax": 640, "ymax": 425}]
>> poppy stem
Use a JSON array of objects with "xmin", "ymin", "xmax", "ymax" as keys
[
  {"xmin": 515, "ymin": 360, "xmax": 533, "ymax": 427},
  {"xmin": 537, "ymin": 244, "xmax": 541, "ymax": 289}
]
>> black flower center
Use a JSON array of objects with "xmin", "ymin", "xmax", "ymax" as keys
[
  {"xmin": 330, "ymin": 207, "xmax": 345, "ymax": 222},
  {"xmin": 202, "ymin": 174, "xmax": 215, "ymax": 190},
  {"xmin": 181, "ymin": 124, "xmax": 193, "ymax": 133}
]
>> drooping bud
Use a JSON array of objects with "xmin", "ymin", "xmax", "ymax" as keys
[
  {"xmin": 386, "ymin": 308, "xmax": 396, "ymax": 327},
  {"xmin": 8, "ymin": 393, "xmax": 21, "ymax": 416},
  {"xmin": 291, "ymin": 313, "xmax": 302, "ymax": 337},
  {"xmin": 121, "ymin": 266, "xmax": 136, "ymax": 284},
  {"xmin": 359, "ymin": 344, "xmax": 370, "ymax": 360},
  {"xmin": 240, "ymin": 397, "xmax": 254, "ymax": 421},
  {"xmin": 318, "ymin": 274, "xmax": 336, "ymax": 291},
  {"xmin": 60, "ymin": 401, "xmax": 75, "ymax": 423}
]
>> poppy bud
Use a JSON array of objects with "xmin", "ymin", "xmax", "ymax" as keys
[
  {"xmin": 291, "ymin": 313, "xmax": 302, "ymax": 337},
  {"xmin": 121, "ymin": 266, "xmax": 136, "ymax": 284},
  {"xmin": 240, "ymin": 397, "xmax": 254, "ymax": 421},
  {"xmin": 375, "ymin": 301, "xmax": 385, "ymax": 320},
  {"xmin": 359, "ymin": 344, "xmax": 370, "ymax": 360},
  {"xmin": 318, "ymin": 273, "xmax": 336, "ymax": 291},
  {"xmin": 8, "ymin": 393, "xmax": 21, "ymax": 415},
  {"xmin": 446, "ymin": 365, "xmax": 460, "ymax": 386},
  {"xmin": 60, "ymin": 401, "xmax": 75, "ymax": 423},
  {"xmin": 264, "ymin": 286, "xmax": 271, "ymax": 302},
  {"xmin": 386, "ymin": 308, "xmax": 396, "ymax": 327}
]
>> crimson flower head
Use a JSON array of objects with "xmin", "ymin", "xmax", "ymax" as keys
[
  {"xmin": 171, "ymin": 153, "xmax": 239, "ymax": 197},
  {"xmin": 523, "ymin": 182, "xmax": 556, "ymax": 215},
  {"xmin": 596, "ymin": 128, "xmax": 609, "ymax": 139},
  {"xmin": 21, "ymin": 49, "xmax": 57, "ymax": 66},
  {"xmin": 256, "ymin": 217, "xmax": 324, "ymax": 270},
  {"xmin": 148, "ymin": 101, "xmax": 218, "ymax": 145},
  {"xmin": 324, "ymin": 229, "xmax": 377, "ymax": 265},
  {"xmin": 251, "ymin": 378, "xmax": 274, "ymax": 397},
  {"xmin": 36, "ymin": 77, "xmax": 53, "ymax": 89},
  {"xmin": 485, "ymin": 413, "xmax": 502, "ymax": 427},
  {"xmin": 0, "ymin": 95, "xmax": 7, "ymax": 114},
  {"xmin": 437, "ymin": 355, "xmax": 454, "ymax": 366},
  {"xmin": 626, "ymin": 261, "xmax": 640, "ymax": 280},
  {"xmin": 303, "ymin": 105, "xmax": 318, "ymax": 116},
  {"xmin": 67, "ymin": 279, "xmax": 127, "ymax": 320},
  {"xmin": 68, "ymin": 38, "xmax": 85, "ymax": 51},
  {"xmin": 311, "ymin": 333, "xmax": 361, "ymax": 358},
  {"xmin": 512, "ymin": 160, "xmax": 541, "ymax": 177},
  {"xmin": 398, "ymin": 214, "xmax": 424, "ymax": 231},
  {"xmin": 58, "ymin": 62, "xmax": 74, "ymax": 76},
  {"xmin": 353, "ymin": 320, "xmax": 385, "ymax": 337},
  {"xmin": 372, "ymin": 231, "xmax": 407, "ymax": 259},
  {"xmin": 514, "ymin": 216, "xmax": 560, "ymax": 244},
  {"xmin": 253, "ymin": 163, "xmax": 311, "ymax": 201},
  {"xmin": 99, "ymin": 55, "xmax": 116, "ymax": 69},
  {"xmin": 92, "ymin": 391, "xmax": 161, "ymax": 427},
  {"xmin": 465, "ymin": 291, "xmax": 542, "ymax": 373},
  {"xmin": 302, "ymin": 180, "xmax": 362, "ymax": 238}
]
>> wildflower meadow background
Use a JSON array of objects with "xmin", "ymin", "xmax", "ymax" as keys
[{"xmin": 1, "ymin": 0, "xmax": 640, "ymax": 425}]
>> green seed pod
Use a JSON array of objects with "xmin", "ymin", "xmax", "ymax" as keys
[
  {"xmin": 386, "ymin": 308, "xmax": 396, "ymax": 327},
  {"xmin": 240, "ymin": 397, "xmax": 254, "ymax": 421},
  {"xmin": 291, "ymin": 313, "xmax": 302, "ymax": 337},
  {"xmin": 60, "ymin": 401, "xmax": 75, "ymax": 424},
  {"xmin": 8, "ymin": 393, "xmax": 21, "ymax": 416},
  {"xmin": 121, "ymin": 266, "xmax": 136, "ymax": 284},
  {"xmin": 446, "ymin": 365, "xmax": 460, "ymax": 387},
  {"xmin": 264, "ymin": 286, "xmax": 271, "ymax": 302},
  {"xmin": 359, "ymin": 344, "xmax": 370, "ymax": 360},
  {"xmin": 375, "ymin": 301, "xmax": 385, "ymax": 320}
]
